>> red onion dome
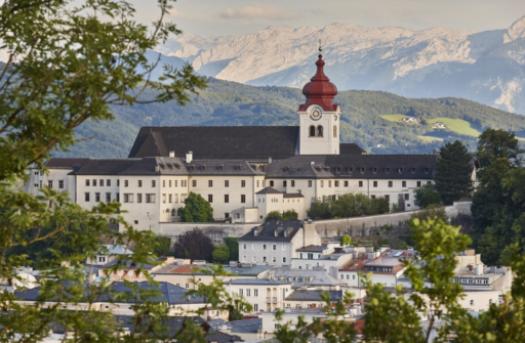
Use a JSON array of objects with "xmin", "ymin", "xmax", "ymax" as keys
[{"xmin": 299, "ymin": 54, "xmax": 338, "ymax": 111}]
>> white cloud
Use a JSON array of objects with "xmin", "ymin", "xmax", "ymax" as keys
[{"xmin": 219, "ymin": 5, "xmax": 292, "ymax": 21}]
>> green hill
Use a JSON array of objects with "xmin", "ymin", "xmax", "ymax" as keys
[{"xmin": 57, "ymin": 78, "xmax": 525, "ymax": 158}]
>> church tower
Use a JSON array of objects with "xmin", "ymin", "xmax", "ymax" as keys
[{"xmin": 298, "ymin": 53, "xmax": 340, "ymax": 155}]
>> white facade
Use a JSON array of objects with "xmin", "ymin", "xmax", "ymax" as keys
[{"xmin": 225, "ymin": 279, "xmax": 293, "ymax": 313}]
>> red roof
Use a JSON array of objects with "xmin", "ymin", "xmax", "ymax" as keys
[{"xmin": 298, "ymin": 54, "xmax": 338, "ymax": 112}]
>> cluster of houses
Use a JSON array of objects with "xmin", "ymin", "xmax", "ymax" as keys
[{"xmin": 7, "ymin": 219, "xmax": 513, "ymax": 342}]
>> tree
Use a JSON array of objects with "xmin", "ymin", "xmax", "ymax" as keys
[
  {"xmin": 308, "ymin": 194, "xmax": 390, "ymax": 220},
  {"xmin": 340, "ymin": 234, "xmax": 352, "ymax": 246},
  {"xmin": 415, "ymin": 183, "xmax": 442, "ymax": 208},
  {"xmin": 178, "ymin": 193, "xmax": 214, "ymax": 223},
  {"xmin": 308, "ymin": 201, "xmax": 332, "ymax": 219},
  {"xmin": 434, "ymin": 140, "xmax": 473, "ymax": 205},
  {"xmin": 153, "ymin": 235, "xmax": 173, "ymax": 257},
  {"xmin": 476, "ymin": 129, "xmax": 520, "ymax": 169},
  {"xmin": 0, "ymin": 0, "xmax": 205, "ymax": 340},
  {"xmin": 173, "ymin": 229, "xmax": 214, "ymax": 261},
  {"xmin": 212, "ymin": 244, "xmax": 230, "ymax": 264},
  {"xmin": 223, "ymin": 237, "xmax": 239, "ymax": 261},
  {"xmin": 282, "ymin": 210, "xmax": 298, "ymax": 221},
  {"xmin": 266, "ymin": 211, "xmax": 283, "ymax": 221}
]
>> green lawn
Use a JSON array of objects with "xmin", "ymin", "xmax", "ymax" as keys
[
  {"xmin": 417, "ymin": 135, "xmax": 444, "ymax": 143},
  {"xmin": 381, "ymin": 114, "xmax": 415, "ymax": 123},
  {"xmin": 427, "ymin": 117, "xmax": 480, "ymax": 137}
]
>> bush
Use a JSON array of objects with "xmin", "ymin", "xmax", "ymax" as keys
[
  {"xmin": 212, "ymin": 244, "xmax": 230, "ymax": 264},
  {"xmin": 282, "ymin": 210, "xmax": 298, "ymax": 221},
  {"xmin": 178, "ymin": 192, "xmax": 213, "ymax": 223},
  {"xmin": 415, "ymin": 184, "xmax": 442, "ymax": 208},
  {"xmin": 340, "ymin": 234, "xmax": 353, "ymax": 246},
  {"xmin": 308, "ymin": 194, "xmax": 390, "ymax": 219},
  {"xmin": 223, "ymin": 237, "xmax": 239, "ymax": 261},
  {"xmin": 153, "ymin": 235, "xmax": 173, "ymax": 257},
  {"xmin": 265, "ymin": 211, "xmax": 283, "ymax": 221},
  {"xmin": 173, "ymin": 229, "xmax": 214, "ymax": 261}
]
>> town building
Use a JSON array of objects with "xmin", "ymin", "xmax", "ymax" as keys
[{"xmin": 24, "ymin": 53, "xmax": 437, "ymax": 231}]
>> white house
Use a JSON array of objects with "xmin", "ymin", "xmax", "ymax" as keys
[
  {"xmin": 224, "ymin": 278, "xmax": 293, "ymax": 313},
  {"xmin": 238, "ymin": 220, "xmax": 321, "ymax": 266}
]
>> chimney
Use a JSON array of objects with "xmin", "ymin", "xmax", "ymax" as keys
[
  {"xmin": 169, "ymin": 151, "xmax": 175, "ymax": 158},
  {"xmin": 186, "ymin": 151, "xmax": 193, "ymax": 163},
  {"xmin": 268, "ymin": 157, "xmax": 272, "ymax": 164}
]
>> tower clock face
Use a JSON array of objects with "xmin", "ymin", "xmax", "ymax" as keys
[{"xmin": 308, "ymin": 105, "xmax": 323, "ymax": 121}]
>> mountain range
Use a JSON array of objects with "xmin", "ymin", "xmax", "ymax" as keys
[
  {"xmin": 60, "ymin": 78, "xmax": 525, "ymax": 159},
  {"xmin": 158, "ymin": 16, "xmax": 525, "ymax": 114}
]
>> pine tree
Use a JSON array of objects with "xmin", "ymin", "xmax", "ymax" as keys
[{"xmin": 434, "ymin": 140, "xmax": 473, "ymax": 205}]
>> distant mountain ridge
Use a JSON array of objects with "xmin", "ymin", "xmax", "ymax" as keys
[
  {"xmin": 59, "ymin": 78, "xmax": 525, "ymax": 159},
  {"xmin": 158, "ymin": 16, "xmax": 525, "ymax": 114}
]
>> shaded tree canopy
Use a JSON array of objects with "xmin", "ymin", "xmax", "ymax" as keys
[
  {"xmin": 434, "ymin": 140, "xmax": 473, "ymax": 205},
  {"xmin": 308, "ymin": 193, "xmax": 389, "ymax": 219},
  {"xmin": 415, "ymin": 183, "xmax": 442, "ymax": 209},
  {"xmin": 173, "ymin": 229, "xmax": 214, "ymax": 261}
]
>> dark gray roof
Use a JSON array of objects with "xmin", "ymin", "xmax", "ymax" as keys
[
  {"xmin": 256, "ymin": 187, "xmax": 282, "ymax": 195},
  {"xmin": 45, "ymin": 158, "xmax": 90, "ymax": 170},
  {"xmin": 227, "ymin": 278, "xmax": 289, "ymax": 286},
  {"xmin": 239, "ymin": 220, "xmax": 303, "ymax": 242},
  {"xmin": 15, "ymin": 281, "xmax": 205, "ymax": 305},
  {"xmin": 227, "ymin": 318, "xmax": 262, "ymax": 334},
  {"xmin": 129, "ymin": 126, "xmax": 300, "ymax": 160},
  {"xmin": 340, "ymin": 143, "xmax": 366, "ymax": 155},
  {"xmin": 70, "ymin": 157, "xmax": 187, "ymax": 176},
  {"xmin": 187, "ymin": 159, "xmax": 264, "ymax": 176},
  {"xmin": 297, "ymin": 245, "xmax": 327, "ymax": 253},
  {"xmin": 265, "ymin": 154, "xmax": 436, "ymax": 179},
  {"xmin": 283, "ymin": 193, "xmax": 303, "ymax": 198},
  {"xmin": 285, "ymin": 290, "xmax": 343, "ymax": 302}
]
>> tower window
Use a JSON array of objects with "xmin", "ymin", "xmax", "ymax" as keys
[
  {"xmin": 317, "ymin": 125, "xmax": 323, "ymax": 137},
  {"xmin": 309, "ymin": 125, "xmax": 316, "ymax": 137},
  {"xmin": 333, "ymin": 125, "xmax": 337, "ymax": 138}
]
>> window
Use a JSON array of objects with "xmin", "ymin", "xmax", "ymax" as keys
[
  {"xmin": 359, "ymin": 181, "xmax": 363, "ymax": 187},
  {"xmin": 241, "ymin": 194, "xmax": 246, "ymax": 203},
  {"xmin": 169, "ymin": 194, "xmax": 172, "ymax": 203},
  {"xmin": 309, "ymin": 125, "xmax": 316, "ymax": 137},
  {"xmin": 105, "ymin": 193, "xmax": 111, "ymax": 202},
  {"xmin": 328, "ymin": 180, "xmax": 332, "ymax": 188},
  {"xmin": 247, "ymin": 289, "xmax": 251, "ymax": 297},
  {"xmin": 263, "ymin": 244, "xmax": 267, "ymax": 250},
  {"xmin": 192, "ymin": 180, "xmax": 197, "ymax": 187},
  {"xmin": 308, "ymin": 180, "xmax": 313, "ymax": 187},
  {"xmin": 334, "ymin": 180, "xmax": 339, "ymax": 187},
  {"xmin": 106, "ymin": 179, "xmax": 111, "ymax": 187},
  {"xmin": 100, "ymin": 179, "xmax": 104, "ymax": 187},
  {"xmin": 388, "ymin": 181, "xmax": 393, "ymax": 188},
  {"xmin": 162, "ymin": 180, "xmax": 165, "ymax": 188},
  {"xmin": 269, "ymin": 180, "xmax": 274, "ymax": 187},
  {"xmin": 239, "ymin": 289, "xmax": 243, "ymax": 296},
  {"xmin": 151, "ymin": 180, "xmax": 156, "ymax": 188},
  {"xmin": 333, "ymin": 125, "xmax": 337, "ymax": 138},
  {"xmin": 344, "ymin": 180, "xmax": 349, "ymax": 187},
  {"xmin": 224, "ymin": 212, "xmax": 230, "ymax": 219},
  {"xmin": 162, "ymin": 193, "xmax": 166, "ymax": 204},
  {"xmin": 224, "ymin": 194, "xmax": 229, "ymax": 203},
  {"xmin": 320, "ymin": 180, "xmax": 324, "ymax": 188},
  {"xmin": 95, "ymin": 192, "xmax": 101, "ymax": 202},
  {"xmin": 84, "ymin": 192, "xmax": 90, "ymax": 202},
  {"xmin": 137, "ymin": 193, "xmax": 143, "ymax": 203},
  {"xmin": 48, "ymin": 180, "xmax": 53, "ymax": 188},
  {"xmin": 263, "ymin": 256, "xmax": 267, "ymax": 262},
  {"xmin": 254, "ymin": 289, "xmax": 259, "ymax": 296},
  {"xmin": 93, "ymin": 179, "xmax": 97, "ymax": 186},
  {"xmin": 208, "ymin": 194, "xmax": 213, "ymax": 203},
  {"xmin": 58, "ymin": 180, "xmax": 64, "ymax": 189},
  {"xmin": 317, "ymin": 125, "xmax": 323, "ymax": 137},
  {"xmin": 124, "ymin": 180, "xmax": 129, "ymax": 187},
  {"xmin": 256, "ymin": 180, "xmax": 260, "ymax": 188},
  {"xmin": 117, "ymin": 179, "xmax": 120, "ymax": 187},
  {"xmin": 208, "ymin": 180, "xmax": 213, "ymax": 187},
  {"xmin": 123, "ymin": 193, "xmax": 134, "ymax": 203},
  {"xmin": 283, "ymin": 180, "xmax": 287, "ymax": 187},
  {"xmin": 169, "ymin": 180, "xmax": 172, "ymax": 187},
  {"xmin": 283, "ymin": 257, "xmax": 286, "ymax": 263},
  {"xmin": 273, "ymin": 244, "xmax": 277, "ymax": 250},
  {"xmin": 138, "ymin": 180, "xmax": 142, "ymax": 187},
  {"xmin": 291, "ymin": 180, "xmax": 295, "ymax": 187},
  {"xmin": 224, "ymin": 180, "xmax": 229, "ymax": 187},
  {"xmin": 254, "ymin": 304, "xmax": 258, "ymax": 311},
  {"xmin": 86, "ymin": 179, "xmax": 90, "ymax": 186},
  {"xmin": 402, "ymin": 181, "xmax": 407, "ymax": 188},
  {"xmin": 116, "ymin": 193, "xmax": 120, "ymax": 202},
  {"xmin": 146, "ymin": 193, "xmax": 155, "ymax": 203},
  {"xmin": 404, "ymin": 193, "xmax": 410, "ymax": 200},
  {"xmin": 417, "ymin": 181, "xmax": 422, "ymax": 187},
  {"xmin": 373, "ymin": 181, "xmax": 378, "ymax": 188},
  {"xmin": 241, "ymin": 180, "xmax": 246, "ymax": 187}
]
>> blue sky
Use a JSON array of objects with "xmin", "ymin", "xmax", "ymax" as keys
[{"xmin": 133, "ymin": 0, "xmax": 525, "ymax": 37}]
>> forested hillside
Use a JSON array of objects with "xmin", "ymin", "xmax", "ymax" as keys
[{"xmin": 59, "ymin": 78, "xmax": 525, "ymax": 158}]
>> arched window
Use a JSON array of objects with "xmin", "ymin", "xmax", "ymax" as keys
[
  {"xmin": 317, "ymin": 125, "xmax": 324, "ymax": 137},
  {"xmin": 333, "ymin": 125, "xmax": 337, "ymax": 138},
  {"xmin": 309, "ymin": 125, "xmax": 316, "ymax": 137}
]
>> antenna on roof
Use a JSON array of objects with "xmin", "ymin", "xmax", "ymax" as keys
[{"xmin": 318, "ymin": 38, "xmax": 323, "ymax": 54}]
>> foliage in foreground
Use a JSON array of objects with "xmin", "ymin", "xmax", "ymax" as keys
[{"xmin": 308, "ymin": 193, "xmax": 389, "ymax": 219}]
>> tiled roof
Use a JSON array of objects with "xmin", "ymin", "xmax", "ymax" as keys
[
  {"xmin": 285, "ymin": 289, "xmax": 343, "ymax": 302},
  {"xmin": 256, "ymin": 187, "xmax": 282, "ymax": 195},
  {"xmin": 296, "ymin": 245, "xmax": 326, "ymax": 253},
  {"xmin": 45, "ymin": 158, "xmax": 90, "ymax": 170},
  {"xmin": 265, "ymin": 154, "xmax": 436, "ymax": 179},
  {"xmin": 239, "ymin": 220, "xmax": 303, "ymax": 242},
  {"xmin": 129, "ymin": 126, "xmax": 300, "ymax": 160}
]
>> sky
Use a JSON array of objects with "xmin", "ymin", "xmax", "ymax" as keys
[{"xmin": 133, "ymin": 0, "xmax": 525, "ymax": 37}]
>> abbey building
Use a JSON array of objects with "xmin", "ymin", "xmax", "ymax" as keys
[{"xmin": 24, "ymin": 54, "xmax": 436, "ymax": 231}]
